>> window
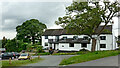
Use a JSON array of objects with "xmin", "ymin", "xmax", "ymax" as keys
[
  {"xmin": 100, "ymin": 36, "xmax": 106, "ymax": 40},
  {"xmin": 62, "ymin": 37, "xmax": 67, "ymax": 40},
  {"xmin": 81, "ymin": 43, "xmax": 87, "ymax": 48},
  {"xmin": 45, "ymin": 36, "xmax": 48, "ymax": 39},
  {"xmin": 69, "ymin": 43, "xmax": 74, "ymax": 47},
  {"xmin": 83, "ymin": 36, "xmax": 88, "ymax": 40},
  {"xmin": 55, "ymin": 36, "xmax": 59, "ymax": 41},
  {"xmin": 45, "ymin": 43, "xmax": 48, "ymax": 46},
  {"xmin": 100, "ymin": 44, "xmax": 106, "ymax": 48},
  {"xmin": 73, "ymin": 36, "xmax": 78, "ymax": 40}
]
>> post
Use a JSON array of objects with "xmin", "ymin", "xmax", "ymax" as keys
[
  {"xmin": 9, "ymin": 58, "xmax": 11, "ymax": 64},
  {"xmin": 38, "ymin": 55, "xmax": 40, "ymax": 59},
  {"xmin": 30, "ymin": 57, "xmax": 32, "ymax": 61}
]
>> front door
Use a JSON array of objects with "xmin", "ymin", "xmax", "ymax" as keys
[{"xmin": 54, "ymin": 44, "xmax": 56, "ymax": 50}]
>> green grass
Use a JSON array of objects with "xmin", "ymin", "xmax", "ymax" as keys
[
  {"xmin": 59, "ymin": 50, "xmax": 120, "ymax": 65},
  {"xmin": 53, "ymin": 51, "xmax": 90, "ymax": 55},
  {"xmin": 36, "ymin": 52, "xmax": 50, "ymax": 55},
  {"xmin": 1, "ymin": 57, "xmax": 43, "ymax": 68}
]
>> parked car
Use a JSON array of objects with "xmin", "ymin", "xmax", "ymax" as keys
[
  {"xmin": 18, "ymin": 53, "xmax": 31, "ymax": 60},
  {"xmin": 1, "ymin": 52, "xmax": 16, "ymax": 59},
  {"xmin": 0, "ymin": 54, "xmax": 2, "ymax": 60},
  {"xmin": 12, "ymin": 52, "xmax": 20, "ymax": 58}
]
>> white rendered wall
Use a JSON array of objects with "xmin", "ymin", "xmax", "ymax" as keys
[{"xmin": 42, "ymin": 34, "xmax": 115, "ymax": 51}]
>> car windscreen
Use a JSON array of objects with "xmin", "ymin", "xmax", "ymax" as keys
[{"xmin": 21, "ymin": 54, "xmax": 28, "ymax": 56}]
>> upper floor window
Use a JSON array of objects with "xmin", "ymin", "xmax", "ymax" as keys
[
  {"xmin": 62, "ymin": 37, "xmax": 67, "ymax": 40},
  {"xmin": 45, "ymin": 36, "xmax": 48, "ymax": 39},
  {"xmin": 73, "ymin": 36, "xmax": 78, "ymax": 40},
  {"xmin": 83, "ymin": 36, "xmax": 88, "ymax": 40},
  {"xmin": 69, "ymin": 43, "xmax": 74, "ymax": 47},
  {"xmin": 100, "ymin": 44, "xmax": 106, "ymax": 48},
  {"xmin": 81, "ymin": 43, "xmax": 87, "ymax": 48},
  {"xmin": 100, "ymin": 36, "xmax": 106, "ymax": 40}
]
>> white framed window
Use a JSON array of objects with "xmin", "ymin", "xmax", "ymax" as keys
[
  {"xmin": 100, "ymin": 44, "xmax": 106, "ymax": 48},
  {"xmin": 81, "ymin": 43, "xmax": 87, "ymax": 48},
  {"xmin": 69, "ymin": 43, "xmax": 74, "ymax": 47},
  {"xmin": 100, "ymin": 36, "xmax": 106, "ymax": 40}
]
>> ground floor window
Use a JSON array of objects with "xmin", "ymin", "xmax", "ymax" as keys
[
  {"xmin": 81, "ymin": 43, "xmax": 87, "ymax": 48},
  {"xmin": 69, "ymin": 43, "xmax": 74, "ymax": 47},
  {"xmin": 45, "ymin": 43, "xmax": 48, "ymax": 46},
  {"xmin": 100, "ymin": 44, "xmax": 106, "ymax": 48}
]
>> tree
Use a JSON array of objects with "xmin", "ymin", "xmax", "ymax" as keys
[
  {"xmin": 5, "ymin": 38, "xmax": 26, "ymax": 52},
  {"xmin": 55, "ymin": 1, "xmax": 119, "ymax": 51},
  {"xmin": 2, "ymin": 36, "xmax": 7, "ymax": 48},
  {"xmin": 16, "ymin": 19, "xmax": 47, "ymax": 44}
]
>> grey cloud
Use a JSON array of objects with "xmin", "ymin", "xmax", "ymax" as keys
[{"xmin": 2, "ymin": 2, "xmax": 72, "ymax": 32}]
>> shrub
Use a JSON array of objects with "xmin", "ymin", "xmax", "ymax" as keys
[{"xmin": 37, "ymin": 52, "xmax": 50, "ymax": 55}]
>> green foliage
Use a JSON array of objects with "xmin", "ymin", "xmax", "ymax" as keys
[
  {"xmin": 16, "ymin": 19, "xmax": 47, "ymax": 44},
  {"xmin": 36, "ymin": 52, "xmax": 50, "ymax": 55},
  {"xmin": 55, "ymin": 1, "xmax": 119, "ymax": 51},
  {"xmin": 2, "ymin": 37, "xmax": 8, "ymax": 48},
  {"xmin": 0, "ymin": 40, "xmax": 2, "ymax": 48},
  {"xmin": 36, "ymin": 45, "xmax": 43, "ymax": 53},
  {"xmin": 55, "ymin": 1, "xmax": 119, "ymax": 36},
  {"xmin": 5, "ymin": 39, "xmax": 28, "ymax": 52},
  {"xmin": 59, "ymin": 50, "xmax": 120, "ymax": 65}
]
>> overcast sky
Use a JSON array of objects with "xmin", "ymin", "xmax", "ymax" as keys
[
  {"xmin": 0, "ymin": 0, "xmax": 119, "ymax": 39},
  {"xmin": 0, "ymin": 0, "xmax": 73, "ymax": 39}
]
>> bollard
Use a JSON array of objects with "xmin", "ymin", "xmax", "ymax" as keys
[
  {"xmin": 30, "ymin": 57, "xmax": 32, "ymax": 61},
  {"xmin": 9, "ymin": 58, "xmax": 11, "ymax": 64},
  {"xmin": 38, "ymin": 55, "xmax": 40, "ymax": 59}
]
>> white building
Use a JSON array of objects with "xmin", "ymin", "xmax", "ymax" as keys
[{"xmin": 42, "ymin": 25, "xmax": 118, "ymax": 51}]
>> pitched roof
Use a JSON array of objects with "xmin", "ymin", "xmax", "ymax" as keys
[{"xmin": 43, "ymin": 25, "xmax": 112, "ymax": 36}]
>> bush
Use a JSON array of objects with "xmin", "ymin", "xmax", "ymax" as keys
[
  {"xmin": 37, "ymin": 52, "xmax": 50, "ymax": 55},
  {"xmin": 36, "ymin": 45, "xmax": 44, "ymax": 53},
  {"xmin": 79, "ymin": 49, "xmax": 89, "ymax": 51}
]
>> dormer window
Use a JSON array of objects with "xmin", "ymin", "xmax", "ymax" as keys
[
  {"xmin": 62, "ymin": 37, "xmax": 67, "ymax": 40},
  {"xmin": 73, "ymin": 36, "xmax": 78, "ymax": 40},
  {"xmin": 45, "ymin": 36, "xmax": 48, "ymax": 39},
  {"xmin": 83, "ymin": 36, "xmax": 88, "ymax": 40}
]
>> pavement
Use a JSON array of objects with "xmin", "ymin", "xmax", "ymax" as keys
[{"xmin": 68, "ymin": 55, "xmax": 119, "ymax": 66}]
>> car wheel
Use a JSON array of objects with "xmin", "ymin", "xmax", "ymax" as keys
[
  {"xmin": 16, "ymin": 56, "xmax": 18, "ymax": 58},
  {"xmin": 11, "ymin": 57, "xmax": 14, "ymax": 60}
]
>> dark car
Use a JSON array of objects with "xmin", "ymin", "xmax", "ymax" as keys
[
  {"xmin": 0, "ymin": 54, "xmax": 2, "ymax": 60},
  {"xmin": 12, "ymin": 52, "xmax": 20, "ymax": 58},
  {"xmin": 1, "ymin": 52, "xmax": 16, "ymax": 60}
]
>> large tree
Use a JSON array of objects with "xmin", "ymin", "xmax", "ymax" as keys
[
  {"xmin": 2, "ymin": 36, "xmax": 7, "ymax": 48},
  {"xmin": 16, "ymin": 19, "xmax": 47, "ymax": 44},
  {"xmin": 55, "ymin": 1, "xmax": 119, "ymax": 51}
]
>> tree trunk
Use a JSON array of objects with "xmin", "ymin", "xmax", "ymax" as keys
[
  {"xmin": 91, "ymin": 38, "xmax": 97, "ymax": 52},
  {"xmin": 32, "ymin": 36, "xmax": 35, "ymax": 44}
]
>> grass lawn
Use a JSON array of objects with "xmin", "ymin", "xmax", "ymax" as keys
[
  {"xmin": 59, "ymin": 50, "xmax": 120, "ymax": 65},
  {"xmin": 1, "ymin": 57, "xmax": 43, "ymax": 68}
]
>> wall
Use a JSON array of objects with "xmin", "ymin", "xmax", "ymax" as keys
[{"xmin": 42, "ymin": 34, "xmax": 116, "ymax": 51}]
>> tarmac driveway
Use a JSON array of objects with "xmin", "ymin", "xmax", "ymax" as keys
[{"xmin": 26, "ymin": 55, "xmax": 75, "ymax": 66}]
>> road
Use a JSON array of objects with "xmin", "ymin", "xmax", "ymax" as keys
[
  {"xmin": 26, "ymin": 55, "xmax": 75, "ymax": 66},
  {"xmin": 14, "ymin": 55, "xmax": 119, "ymax": 68}
]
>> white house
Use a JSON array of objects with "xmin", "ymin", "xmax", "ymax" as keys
[{"xmin": 42, "ymin": 25, "xmax": 118, "ymax": 51}]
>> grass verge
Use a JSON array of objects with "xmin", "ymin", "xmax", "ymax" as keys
[
  {"xmin": 2, "ymin": 57, "xmax": 43, "ymax": 68},
  {"xmin": 59, "ymin": 50, "xmax": 120, "ymax": 65}
]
